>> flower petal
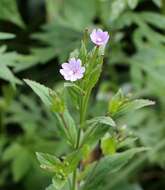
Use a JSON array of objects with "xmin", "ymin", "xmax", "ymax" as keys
[
  {"xmin": 60, "ymin": 58, "xmax": 85, "ymax": 81},
  {"xmin": 62, "ymin": 63, "xmax": 69, "ymax": 69}
]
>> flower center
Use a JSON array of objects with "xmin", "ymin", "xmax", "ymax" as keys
[
  {"xmin": 97, "ymin": 37, "xmax": 102, "ymax": 42},
  {"xmin": 69, "ymin": 70, "xmax": 74, "ymax": 75}
]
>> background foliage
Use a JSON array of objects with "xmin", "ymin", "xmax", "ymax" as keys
[{"xmin": 0, "ymin": 0, "xmax": 165, "ymax": 190}]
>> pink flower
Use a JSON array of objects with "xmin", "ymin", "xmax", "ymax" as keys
[
  {"xmin": 60, "ymin": 58, "xmax": 85, "ymax": 82},
  {"xmin": 90, "ymin": 28, "xmax": 109, "ymax": 46}
]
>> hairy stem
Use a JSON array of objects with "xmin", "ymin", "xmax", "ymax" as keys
[
  {"xmin": 71, "ymin": 41, "xmax": 100, "ymax": 190},
  {"xmin": 72, "ymin": 89, "xmax": 90, "ymax": 190},
  {"xmin": 72, "ymin": 170, "xmax": 77, "ymax": 190}
]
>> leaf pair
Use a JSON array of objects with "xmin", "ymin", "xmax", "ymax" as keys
[
  {"xmin": 36, "ymin": 148, "xmax": 85, "ymax": 189},
  {"xmin": 82, "ymin": 116, "xmax": 116, "ymax": 147},
  {"xmin": 108, "ymin": 89, "xmax": 155, "ymax": 118}
]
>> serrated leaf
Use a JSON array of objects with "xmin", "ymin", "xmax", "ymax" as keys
[
  {"xmin": 82, "ymin": 116, "xmax": 116, "ymax": 146},
  {"xmin": 85, "ymin": 65, "xmax": 101, "ymax": 90},
  {"xmin": 108, "ymin": 89, "xmax": 125, "ymax": 116},
  {"xmin": 87, "ymin": 116, "xmax": 116, "ymax": 127},
  {"xmin": 0, "ymin": 32, "xmax": 15, "ymax": 40},
  {"xmin": 152, "ymin": 0, "xmax": 162, "ymax": 7},
  {"xmin": 12, "ymin": 149, "xmax": 31, "ymax": 182},
  {"xmin": 62, "ymin": 110, "xmax": 77, "ymax": 147},
  {"xmin": 32, "ymin": 23, "xmax": 82, "ymax": 62},
  {"xmin": 3, "ymin": 143, "xmax": 22, "ymax": 161},
  {"xmin": 140, "ymin": 12, "xmax": 165, "ymax": 30},
  {"xmin": 127, "ymin": 0, "xmax": 138, "ymax": 9},
  {"xmin": 24, "ymin": 80, "xmax": 76, "ymax": 145},
  {"xmin": 82, "ymin": 148, "xmax": 148, "ymax": 190},
  {"xmin": 0, "ymin": 47, "xmax": 21, "ymax": 85},
  {"xmin": 118, "ymin": 137, "xmax": 138, "ymax": 149},
  {"xmin": 110, "ymin": 0, "xmax": 127, "ymax": 22},
  {"xmin": 24, "ymin": 79, "xmax": 65, "ymax": 113},
  {"xmin": 121, "ymin": 99, "xmax": 155, "ymax": 113},
  {"xmin": 14, "ymin": 47, "xmax": 55, "ymax": 72},
  {"xmin": 46, "ymin": 0, "xmax": 96, "ymax": 30},
  {"xmin": 0, "ymin": 0, "xmax": 25, "ymax": 28},
  {"xmin": 24, "ymin": 79, "xmax": 52, "ymax": 107},
  {"xmin": 79, "ymin": 40, "xmax": 87, "ymax": 62},
  {"xmin": 36, "ymin": 149, "xmax": 83, "ymax": 177},
  {"xmin": 36, "ymin": 152, "xmax": 62, "ymax": 172},
  {"xmin": 37, "ymin": 149, "xmax": 84, "ymax": 190},
  {"xmin": 0, "ymin": 65, "xmax": 21, "ymax": 85},
  {"xmin": 14, "ymin": 54, "xmax": 41, "ymax": 72},
  {"xmin": 84, "ymin": 51, "xmax": 103, "ymax": 91},
  {"xmin": 109, "ymin": 89, "xmax": 155, "ymax": 117}
]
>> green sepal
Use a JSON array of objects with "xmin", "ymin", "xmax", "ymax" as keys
[
  {"xmin": 49, "ymin": 90, "xmax": 65, "ymax": 113},
  {"xmin": 52, "ymin": 175, "xmax": 67, "ymax": 190},
  {"xmin": 101, "ymin": 135, "xmax": 117, "ymax": 155}
]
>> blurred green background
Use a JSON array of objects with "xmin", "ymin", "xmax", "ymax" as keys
[{"xmin": 0, "ymin": 0, "xmax": 165, "ymax": 190}]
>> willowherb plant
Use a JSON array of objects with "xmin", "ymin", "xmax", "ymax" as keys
[{"xmin": 24, "ymin": 28, "xmax": 154, "ymax": 190}]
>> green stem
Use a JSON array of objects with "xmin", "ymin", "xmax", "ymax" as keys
[
  {"xmin": 72, "ymin": 131, "xmax": 81, "ymax": 190},
  {"xmin": 72, "ymin": 126, "xmax": 82, "ymax": 189},
  {"xmin": 71, "ymin": 44, "xmax": 99, "ymax": 190},
  {"xmin": 72, "ymin": 170, "xmax": 77, "ymax": 190},
  {"xmin": 72, "ymin": 89, "xmax": 90, "ymax": 190},
  {"xmin": 76, "ymin": 128, "xmax": 82, "ymax": 148},
  {"xmin": 81, "ymin": 90, "xmax": 91, "ymax": 125}
]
